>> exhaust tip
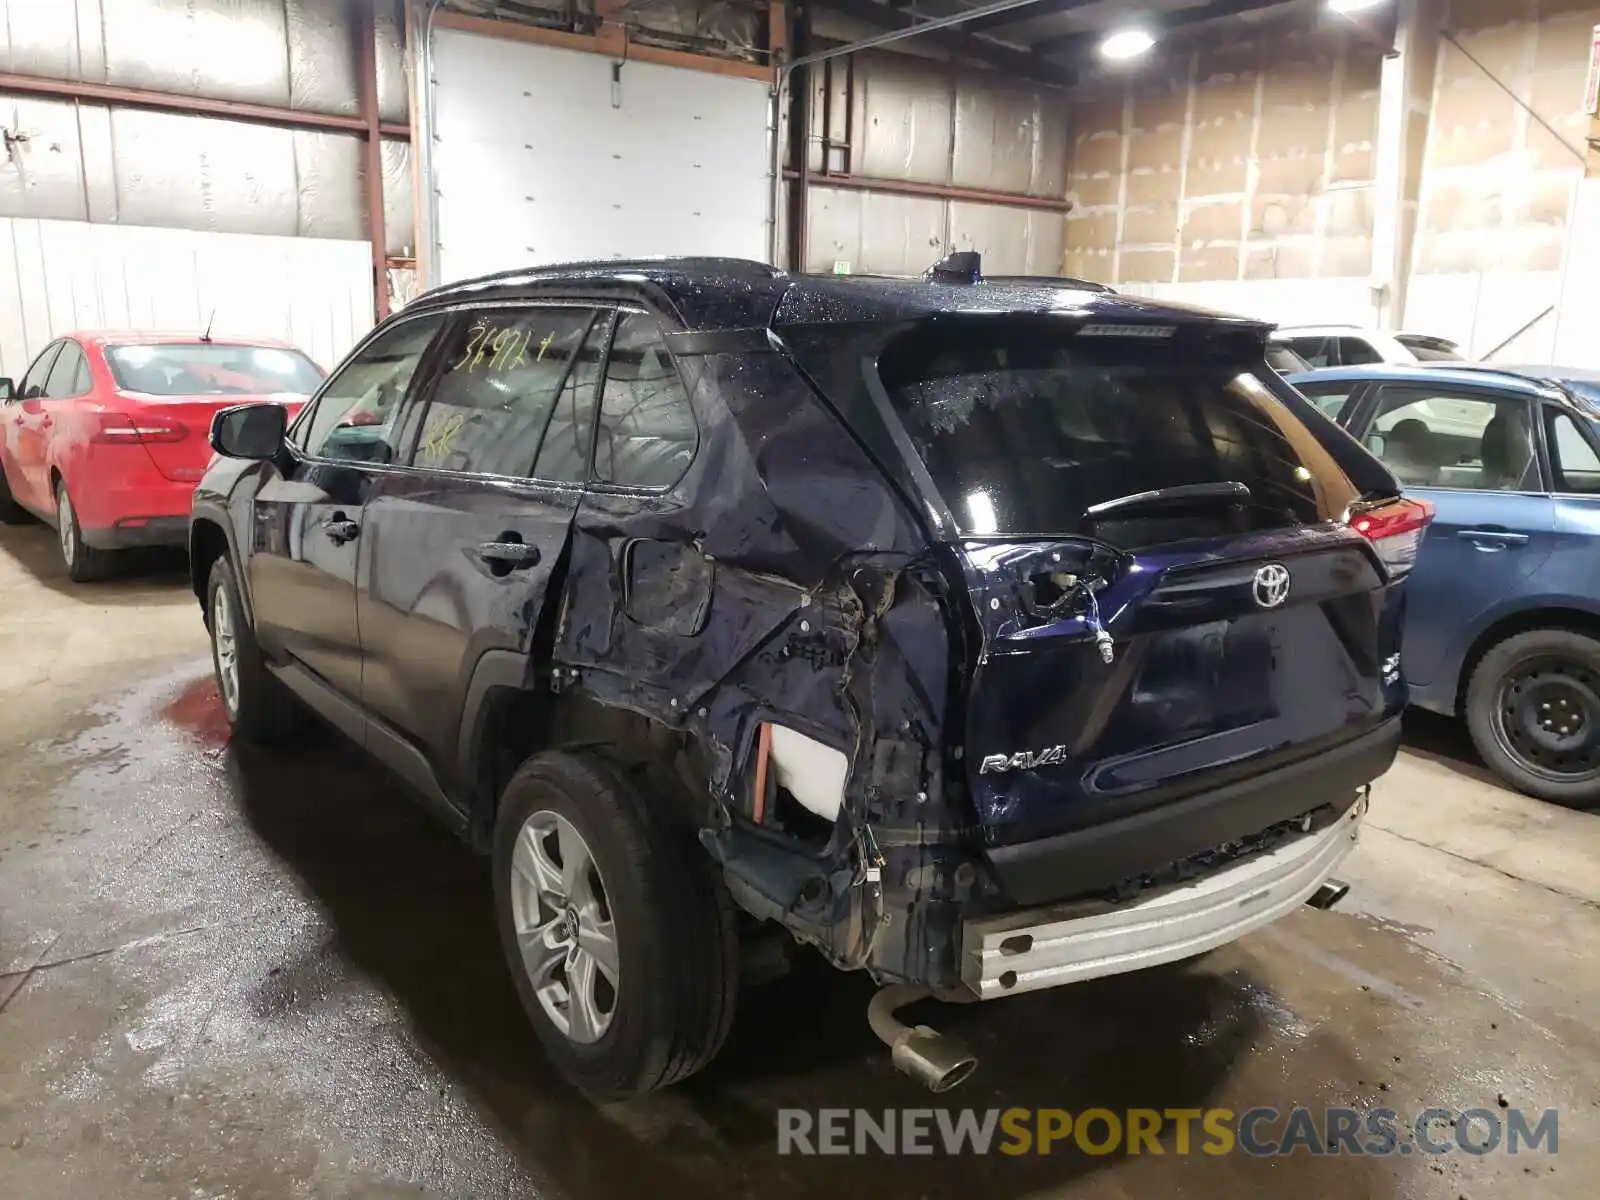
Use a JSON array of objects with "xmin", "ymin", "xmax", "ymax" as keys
[
  {"xmin": 891, "ymin": 1025, "xmax": 979, "ymax": 1093},
  {"xmin": 1306, "ymin": 878, "xmax": 1351, "ymax": 911}
]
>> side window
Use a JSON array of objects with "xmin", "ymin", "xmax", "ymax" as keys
[
  {"xmin": 297, "ymin": 315, "xmax": 446, "ymax": 465},
  {"xmin": 1545, "ymin": 410, "xmax": 1600, "ymax": 494},
  {"xmin": 411, "ymin": 307, "xmax": 598, "ymax": 477},
  {"xmin": 531, "ymin": 314, "xmax": 610, "ymax": 483},
  {"xmin": 1286, "ymin": 336, "xmax": 1334, "ymax": 368},
  {"xmin": 1368, "ymin": 386, "xmax": 1535, "ymax": 491},
  {"xmin": 1337, "ymin": 337, "xmax": 1383, "ymax": 366},
  {"xmin": 592, "ymin": 312, "xmax": 697, "ymax": 489},
  {"xmin": 1331, "ymin": 336, "xmax": 1382, "ymax": 364},
  {"xmin": 1298, "ymin": 387, "xmax": 1354, "ymax": 422},
  {"xmin": 43, "ymin": 342, "xmax": 87, "ymax": 398},
  {"xmin": 18, "ymin": 344, "xmax": 61, "ymax": 400}
]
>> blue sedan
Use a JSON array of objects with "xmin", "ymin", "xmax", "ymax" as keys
[{"xmin": 1288, "ymin": 363, "xmax": 1600, "ymax": 807}]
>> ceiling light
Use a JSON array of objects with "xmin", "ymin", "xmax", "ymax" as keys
[
  {"xmin": 1327, "ymin": 0, "xmax": 1387, "ymax": 13},
  {"xmin": 1099, "ymin": 28, "xmax": 1157, "ymax": 60}
]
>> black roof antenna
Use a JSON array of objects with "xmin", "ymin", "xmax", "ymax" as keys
[
  {"xmin": 923, "ymin": 250, "xmax": 983, "ymax": 285},
  {"xmin": 200, "ymin": 309, "xmax": 216, "ymax": 343}
]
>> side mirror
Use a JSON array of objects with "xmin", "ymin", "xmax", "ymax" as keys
[
  {"xmin": 0, "ymin": 377, "xmax": 14, "ymax": 401},
  {"xmin": 211, "ymin": 402, "xmax": 287, "ymax": 460}
]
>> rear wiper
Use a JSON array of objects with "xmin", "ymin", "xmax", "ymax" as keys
[{"xmin": 1083, "ymin": 481, "xmax": 1251, "ymax": 519}]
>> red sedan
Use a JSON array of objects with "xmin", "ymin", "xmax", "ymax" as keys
[{"xmin": 0, "ymin": 332, "xmax": 324, "ymax": 581}]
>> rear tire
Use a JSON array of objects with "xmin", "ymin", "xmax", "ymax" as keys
[
  {"xmin": 493, "ymin": 750, "xmax": 739, "ymax": 1097},
  {"xmin": 206, "ymin": 556, "xmax": 302, "ymax": 743},
  {"xmin": 0, "ymin": 462, "xmax": 30, "ymax": 524},
  {"xmin": 1465, "ymin": 627, "xmax": 1600, "ymax": 809},
  {"xmin": 54, "ymin": 478, "xmax": 116, "ymax": 582}
]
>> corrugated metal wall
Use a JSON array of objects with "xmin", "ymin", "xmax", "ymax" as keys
[
  {"xmin": 0, "ymin": 0, "xmax": 411, "ymax": 257},
  {"xmin": 801, "ymin": 52, "xmax": 1069, "ymax": 276}
]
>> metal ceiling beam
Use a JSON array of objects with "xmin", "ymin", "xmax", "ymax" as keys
[
  {"xmin": 794, "ymin": 0, "xmax": 1067, "ymax": 81},
  {"xmin": 1030, "ymin": 0, "xmax": 1298, "ymax": 57},
  {"xmin": 0, "ymin": 71, "xmax": 409, "ymax": 138},
  {"xmin": 958, "ymin": 0, "xmax": 1100, "ymax": 37}
]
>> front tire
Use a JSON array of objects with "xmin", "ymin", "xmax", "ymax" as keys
[
  {"xmin": 1465, "ymin": 627, "xmax": 1600, "ymax": 808},
  {"xmin": 207, "ymin": 556, "xmax": 302, "ymax": 743},
  {"xmin": 55, "ymin": 478, "xmax": 115, "ymax": 582},
  {"xmin": 493, "ymin": 750, "xmax": 739, "ymax": 1097}
]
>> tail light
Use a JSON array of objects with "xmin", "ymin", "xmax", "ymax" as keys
[
  {"xmin": 1349, "ymin": 496, "xmax": 1434, "ymax": 577},
  {"xmin": 92, "ymin": 412, "xmax": 189, "ymax": 444}
]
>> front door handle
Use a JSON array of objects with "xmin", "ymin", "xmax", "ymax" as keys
[
  {"xmin": 478, "ymin": 540, "xmax": 541, "ymax": 569},
  {"xmin": 321, "ymin": 515, "xmax": 360, "ymax": 545},
  {"xmin": 1458, "ymin": 529, "xmax": 1529, "ymax": 549}
]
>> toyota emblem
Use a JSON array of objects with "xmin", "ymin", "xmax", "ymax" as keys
[{"xmin": 1253, "ymin": 563, "xmax": 1291, "ymax": 609}]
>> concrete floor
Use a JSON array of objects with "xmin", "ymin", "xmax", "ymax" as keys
[{"xmin": 1, "ymin": 520, "xmax": 1597, "ymax": 1200}]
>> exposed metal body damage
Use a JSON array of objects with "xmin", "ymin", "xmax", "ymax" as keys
[{"xmin": 189, "ymin": 258, "xmax": 1411, "ymax": 1032}]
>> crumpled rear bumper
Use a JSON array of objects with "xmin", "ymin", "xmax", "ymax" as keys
[{"xmin": 959, "ymin": 795, "xmax": 1366, "ymax": 999}]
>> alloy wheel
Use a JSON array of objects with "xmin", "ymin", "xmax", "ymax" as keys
[
  {"xmin": 212, "ymin": 585, "xmax": 240, "ymax": 717},
  {"xmin": 57, "ymin": 487, "xmax": 74, "ymax": 569},
  {"xmin": 508, "ymin": 810, "xmax": 620, "ymax": 1044}
]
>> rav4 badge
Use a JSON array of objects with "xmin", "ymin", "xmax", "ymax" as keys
[{"xmin": 979, "ymin": 744, "xmax": 1069, "ymax": 775}]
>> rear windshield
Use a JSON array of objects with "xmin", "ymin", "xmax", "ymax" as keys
[
  {"xmin": 1396, "ymin": 335, "xmax": 1462, "ymax": 362},
  {"xmin": 107, "ymin": 343, "xmax": 324, "ymax": 396},
  {"xmin": 878, "ymin": 319, "xmax": 1360, "ymax": 547}
]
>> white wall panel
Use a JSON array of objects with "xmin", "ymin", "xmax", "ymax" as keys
[
  {"xmin": 1119, "ymin": 279, "xmax": 1379, "ymax": 327},
  {"xmin": 0, "ymin": 219, "xmax": 372, "ymax": 378},
  {"xmin": 430, "ymin": 30, "xmax": 773, "ymax": 283}
]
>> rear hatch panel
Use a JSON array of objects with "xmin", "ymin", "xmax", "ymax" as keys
[
  {"xmin": 961, "ymin": 527, "xmax": 1403, "ymax": 849},
  {"xmin": 860, "ymin": 312, "xmax": 1410, "ymax": 865}
]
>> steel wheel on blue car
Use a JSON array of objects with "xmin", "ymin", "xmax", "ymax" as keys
[
  {"xmin": 492, "ymin": 749, "xmax": 739, "ymax": 1097},
  {"xmin": 1467, "ymin": 628, "xmax": 1600, "ymax": 809}
]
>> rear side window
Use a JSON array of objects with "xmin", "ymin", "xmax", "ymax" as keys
[
  {"xmin": 878, "ymin": 319, "xmax": 1360, "ymax": 547},
  {"xmin": 1367, "ymin": 386, "xmax": 1534, "ymax": 490},
  {"xmin": 43, "ymin": 342, "xmax": 88, "ymax": 398},
  {"xmin": 592, "ymin": 312, "xmax": 697, "ymax": 489},
  {"xmin": 1285, "ymin": 336, "xmax": 1334, "ymax": 367},
  {"xmin": 1545, "ymin": 410, "xmax": 1600, "ymax": 494},
  {"xmin": 1337, "ymin": 337, "xmax": 1382, "ymax": 365},
  {"xmin": 412, "ymin": 306, "xmax": 598, "ymax": 478}
]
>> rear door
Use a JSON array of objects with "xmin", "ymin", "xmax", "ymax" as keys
[
  {"xmin": 1350, "ymin": 382, "xmax": 1555, "ymax": 693},
  {"xmin": 249, "ymin": 313, "xmax": 448, "ymax": 702},
  {"xmin": 357, "ymin": 303, "xmax": 609, "ymax": 797},
  {"xmin": 11, "ymin": 342, "xmax": 62, "ymax": 507},
  {"xmin": 874, "ymin": 317, "xmax": 1408, "ymax": 847}
]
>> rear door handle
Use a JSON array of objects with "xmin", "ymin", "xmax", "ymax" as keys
[
  {"xmin": 320, "ymin": 516, "xmax": 360, "ymax": 544},
  {"xmin": 478, "ymin": 540, "xmax": 541, "ymax": 569},
  {"xmin": 1458, "ymin": 529, "xmax": 1529, "ymax": 548}
]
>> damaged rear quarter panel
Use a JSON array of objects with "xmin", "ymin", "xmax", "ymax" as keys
[{"xmin": 551, "ymin": 341, "xmax": 979, "ymax": 986}]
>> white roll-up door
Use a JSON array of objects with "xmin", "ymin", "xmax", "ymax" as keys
[{"xmin": 430, "ymin": 28, "xmax": 773, "ymax": 285}]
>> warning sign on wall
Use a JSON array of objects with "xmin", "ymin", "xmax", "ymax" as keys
[{"xmin": 1587, "ymin": 23, "xmax": 1600, "ymax": 115}]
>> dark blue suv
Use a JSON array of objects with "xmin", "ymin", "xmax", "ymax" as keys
[
  {"xmin": 189, "ymin": 259, "xmax": 1420, "ymax": 1098},
  {"xmin": 1291, "ymin": 363, "xmax": 1600, "ymax": 807}
]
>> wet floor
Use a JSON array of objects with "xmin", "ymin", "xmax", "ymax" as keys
[{"xmin": 1, "ymin": 521, "xmax": 1598, "ymax": 1199}]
